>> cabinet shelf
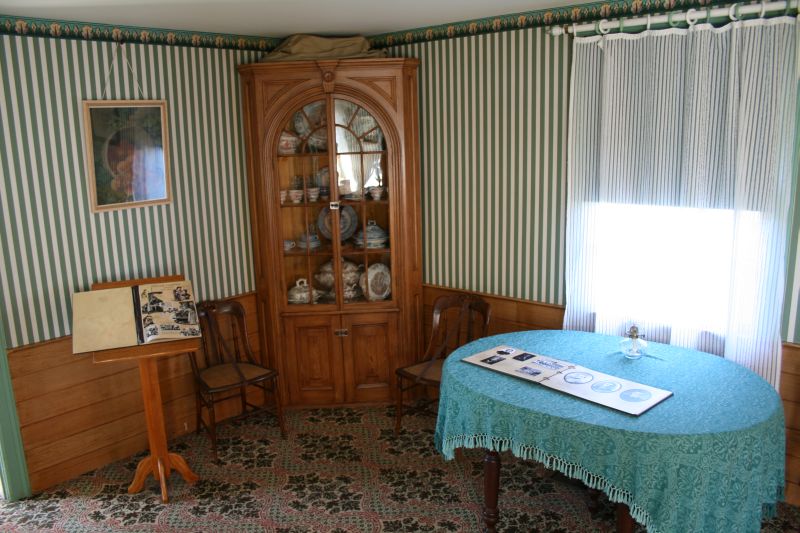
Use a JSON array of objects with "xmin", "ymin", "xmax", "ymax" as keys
[
  {"xmin": 277, "ymin": 152, "xmax": 328, "ymax": 158},
  {"xmin": 340, "ymin": 244, "xmax": 391, "ymax": 254},
  {"xmin": 339, "ymin": 199, "xmax": 389, "ymax": 206},
  {"xmin": 335, "ymin": 150, "xmax": 387, "ymax": 156},
  {"xmin": 283, "ymin": 249, "xmax": 334, "ymax": 257},
  {"xmin": 281, "ymin": 201, "xmax": 332, "ymax": 208}
]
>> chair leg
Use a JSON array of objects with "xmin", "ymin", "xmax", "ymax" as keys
[
  {"xmin": 208, "ymin": 402, "xmax": 218, "ymax": 460},
  {"xmin": 240, "ymin": 385, "xmax": 248, "ymax": 415},
  {"xmin": 195, "ymin": 391, "xmax": 203, "ymax": 434},
  {"xmin": 272, "ymin": 377, "xmax": 287, "ymax": 439},
  {"xmin": 394, "ymin": 376, "xmax": 404, "ymax": 436}
]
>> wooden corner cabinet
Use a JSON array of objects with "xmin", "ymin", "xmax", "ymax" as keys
[{"xmin": 238, "ymin": 58, "xmax": 423, "ymax": 406}]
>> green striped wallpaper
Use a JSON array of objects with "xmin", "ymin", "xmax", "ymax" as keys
[
  {"xmin": 390, "ymin": 28, "xmax": 572, "ymax": 306},
  {"xmin": 0, "ymin": 34, "xmax": 259, "ymax": 347},
  {"xmin": 2, "ymin": 28, "xmax": 799, "ymax": 348},
  {"xmin": 391, "ymin": 27, "xmax": 800, "ymax": 345}
]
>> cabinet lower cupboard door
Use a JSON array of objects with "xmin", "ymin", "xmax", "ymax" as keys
[
  {"xmin": 342, "ymin": 313, "xmax": 398, "ymax": 403},
  {"xmin": 283, "ymin": 315, "xmax": 345, "ymax": 405}
]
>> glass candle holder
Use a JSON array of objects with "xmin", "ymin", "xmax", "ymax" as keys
[{"xmin": 620, "ymin": 324, "xmax": 647, "ymax": 360}]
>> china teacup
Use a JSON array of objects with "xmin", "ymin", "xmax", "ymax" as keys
[
  {"xmin": 280, "ymin": 190, "xmax": 288, "ymax": 204},
  {"xmin": 283, "ymin": 239, "xmax": 296, "ymax": 251},
  {"xmin": 369, "ymin": 186, "xmax": 385, "ymax": 200},
  {"xmin": 307, "ymin": 187, "xmax": 320, "ymax": 202},
  {"xmin": 288, "ymin": 189, "xmax": 304, "ymax": 203}
]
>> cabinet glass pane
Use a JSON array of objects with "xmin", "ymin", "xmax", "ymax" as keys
[
  {"xmin": 333, "ymin": 98, "xmax": 392, "ymax": 306},
  {"xmin": 336, "ymin": 154, "xmax": 363, "ymax": 199},
  {"xmin": 277, "ymin": 99, "xmax": 335, "ymax": 306},
  {"xmin": 339, "ymin": 255, "xmax": 366, "ymax": 303},
  {"xmin": 361, "ymin": 253, "xmax": 392, "ymax": 302},
  {"xmin": 278, "ymin": 99, "xmax": 327, "ymax": 155}
]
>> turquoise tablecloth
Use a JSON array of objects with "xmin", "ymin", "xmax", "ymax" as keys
[{"xmin": 435, "ymin": 330, "xmax": 785, "ymax": 533}]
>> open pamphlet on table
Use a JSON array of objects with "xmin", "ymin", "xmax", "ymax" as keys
[
  {"xmin": 72, "ymin": 281, "xmax": 201, "ymax": 354},
  {"xmin": 463, "ymin": 345, "xmax": 672, "ymax": 415}
]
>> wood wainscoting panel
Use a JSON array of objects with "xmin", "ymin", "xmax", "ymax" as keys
[
  {"xmin": 8, "ymin": 292, "xmax": 262, "ymax": 493},
  {"xmin": 782, "ymin": 342, "xmax": 800, "ymax": 505},
  {"xmin": 422, "ymin": 285, "xmax": 565, "ymax": 339}
]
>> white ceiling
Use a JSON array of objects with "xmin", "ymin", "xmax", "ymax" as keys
[{"xmin": 0, "ymin": 0, "xmax": 593, "ymax": 37}]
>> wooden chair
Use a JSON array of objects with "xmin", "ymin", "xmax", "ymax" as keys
[
  {"xmin": 190, "ymin": 299, "xmax": 286, "ymax": 458},
  {"xmin": 395, "ymin": 294, "xmax": 491, "ymax": 435}
]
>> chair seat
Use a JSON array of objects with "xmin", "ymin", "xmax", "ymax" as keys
[
  {"xmin": 199, "ymin": 362, "xmax": 276, "ymax": 391},
  {"xmin": 397, "ymin": 359, "xmax": 444, "ymax": 383}
]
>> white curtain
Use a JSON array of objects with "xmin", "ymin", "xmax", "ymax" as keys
[{"xmin": 564, "ymin": 18, "xmax": 798, "ymax": 387}]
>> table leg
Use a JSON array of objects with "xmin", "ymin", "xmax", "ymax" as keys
[
  {"xmin": 483, "ymin": 450, "xmax": 501, "ymax": 533},
  {"xmin": 616, "ymin": 503, "xmax": 634, "ymax": 533},
  {"xmin": 127, "ymin": 358, "xmax": 198, "ymax": 502},
  {"xmin": 587, "ymin": 488, "xmax": 601, "ymax": 513}
]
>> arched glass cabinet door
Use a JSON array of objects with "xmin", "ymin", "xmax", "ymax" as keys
[
  {"xmin": 334, "ymin": 98, "xmax": 392, "ymax": 305},
  {"xmin": 275, "ymin": 99, "xmax": 337, "ymax": 306}
]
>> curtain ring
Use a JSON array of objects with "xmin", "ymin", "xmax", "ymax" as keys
[
  {"xmin": 598, "ymin": 19, "xmax": 611, "ymax": 34},
  {"xmin": 646, "ymin": 14, "xmax": 652, "ymax": 30},
  {"xmin": 667, "ymin": 12, "xmax": 679, "ymax": 27},
  {"xmin": 594, "ymin": 20, "xmax": 601, "ymax": 35},
  {"xmin": 759, "ymin": 0, "xmax": 768, "ymax": 18},
  {"xmin": 619, "ymin": 18, "xmax": 625, "ymax": 33},
  {"xmin": 706, "ymin": 6, "xmax": 712, "ymax": 24},
  {"xmin": 686, "ymin": 8, "xmax": 698, "ymax": 27},
  {"xmin": 572, "ymin": 23, "xmax": 577, "ymax": 35},
  {"xmin": 729, "ymin": 3, "xmax": 739, "ymax": 20}
]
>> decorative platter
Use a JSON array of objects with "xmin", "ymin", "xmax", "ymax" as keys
[
  {"xmin": 317, "ymin": 205, "xmax": 358, "ymax": 241},
  {"xmin": 359, "ymin": 263, "xmax": 391, "ymax": 301}
]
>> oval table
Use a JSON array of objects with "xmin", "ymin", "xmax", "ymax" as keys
[{"xmin": 435, "ymin": 330, "xmax": 785, "ymax": 533}]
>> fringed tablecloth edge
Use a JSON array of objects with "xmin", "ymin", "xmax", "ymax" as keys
[{"xmin": 441, "ymin": 433, "xmax": 662, "ymax": 533}]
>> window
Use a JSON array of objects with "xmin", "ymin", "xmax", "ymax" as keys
[{"xmin": 580, "ymin": 202, "xmax": 762, "ymax": 351}]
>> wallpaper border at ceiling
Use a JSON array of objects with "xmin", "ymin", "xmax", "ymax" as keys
[
  {"xmin": 368, "ymin": 0, "xmax": 732, "ymax": 47},
  {"xmin": 0, "ymin": 0, "xmax": 731, "ymax": 52},
  {"xmin": 0, "ymin": 14, "xmax": 280, "ymax": 52}
]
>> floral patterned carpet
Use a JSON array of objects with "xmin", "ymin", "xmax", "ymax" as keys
[{"xmin": 1, "ymin": 405, "xmax": 798, "ymax": 532}]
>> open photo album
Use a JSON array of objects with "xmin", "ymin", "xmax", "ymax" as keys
[
  {"xmin": 462, "ymin": 345, "xmax": 672, "ymax": 416},
  {"xmin": 72, "ymin": 280, "xmax": 201, "ymax": 354}
]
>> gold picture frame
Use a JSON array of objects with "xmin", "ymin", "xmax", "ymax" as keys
[{"xmin": 83, "ymin": 100, "xmax": 172, "ymax": 212}]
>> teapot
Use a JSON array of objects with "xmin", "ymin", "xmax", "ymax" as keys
[
  {"xmin": 314, "ymin": 258, "xmax": 363, "ymax": 290},
  {"xmin": 287, "ymin": 278, "xmax": 322, "ymax": 304}
]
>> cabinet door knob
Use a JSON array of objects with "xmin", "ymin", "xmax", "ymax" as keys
[{"xmin": 334, "ymin": 328, "xmax": 349, "ymax": 337}]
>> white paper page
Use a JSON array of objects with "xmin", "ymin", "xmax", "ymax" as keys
[
  {"xmin": 462, "ymin": 345, "xmax": 672, "ymax": 416},
  {"xmin": 72, "ymin": 287, "xmax": 139, "ymax": 354}
]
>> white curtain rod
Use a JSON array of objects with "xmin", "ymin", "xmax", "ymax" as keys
[{"xmin": 550, "ymin": 0, "xmax": 796, "ymax": 35}]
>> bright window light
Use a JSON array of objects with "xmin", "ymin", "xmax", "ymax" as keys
[{"xmin": 586, "ymin": 202, "xmax": 761, "ymax": 337}]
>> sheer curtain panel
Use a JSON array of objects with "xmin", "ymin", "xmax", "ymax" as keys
[{"xmin": 564, "ymin": 18, "xmax": 798, "ymax": 387}]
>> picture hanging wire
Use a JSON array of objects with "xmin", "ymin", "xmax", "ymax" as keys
[
  {"xmin": 549, "ymin": 0, "xmax": 797, "ymax": 35},
  {"xmin": 99, "ymin": 43, "xmax": 146, "ymax": 100}
]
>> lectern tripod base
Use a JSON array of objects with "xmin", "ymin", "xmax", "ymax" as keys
[{"xmin": 128, "ymin": 452, "xmax": 198, "ymax": 502}]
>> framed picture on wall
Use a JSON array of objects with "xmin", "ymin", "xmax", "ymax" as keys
[{"xmin": 82, "ymin": 100, "xmax": 171, "ymax": 212}]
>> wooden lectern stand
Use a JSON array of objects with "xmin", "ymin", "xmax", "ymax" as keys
[{"xmin": 91, "ymin": 276, "xmax": 199, "ymax": 502}]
